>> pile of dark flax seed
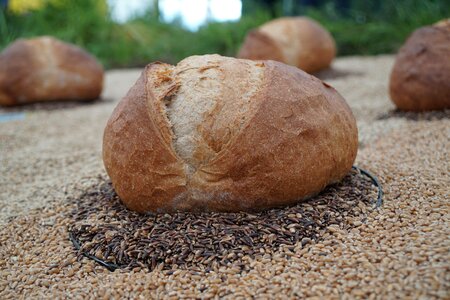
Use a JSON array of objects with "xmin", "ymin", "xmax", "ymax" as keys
[{"xmin": 69, "ymin": 168, "xmax": 378, "ymax": 272}]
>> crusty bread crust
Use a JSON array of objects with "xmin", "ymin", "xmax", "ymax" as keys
[
  {"xmin": 238, "ymin": 17, "xmax": 336, "ymax": 73},
  {"xmin": 434, "ymin": 19, "xmax": 450, "ymax": 28},
  {"xmin": 103, "ymin": 55, "xmax": 358, "ymax": 213},
  {"xmin": 103, "ymin": 65, "xmax": 187, "ymax": 212},
  {"xmin": 163, "ymin": 55, "xmax": 264, "ymax": 174},
  {"xmin": 237, "ymin": 30, "xmax": 285, "ymax": 63},
  {"xmin": 389, "ymin": 22, "xmax": 450, "ymax": 111},
  {"xmin": 0, "ymin": 36, "xmax": 103, "ymax": 106}
]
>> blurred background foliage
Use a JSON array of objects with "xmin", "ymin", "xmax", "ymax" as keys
[{"xmin": 0, "ymin": 0, "xmax": 448, "ymax": 68}]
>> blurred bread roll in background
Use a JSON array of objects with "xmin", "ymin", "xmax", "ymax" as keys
[
  {"xmin": 0, "ymin": 36, "xmax": 104, "ymax": 106},
  {"xmin": 103, "ymin": 54, "xmax": 357, "ymax": 213},
  {"xmin": 238, "ymin": 17, "xmax": 336, "ymax": 73},
  {"xmin": 434, "ymin": 18, "xmax": 450, "ymax": 28},
  {"xmin": 389, "ymin": 20, "xmax": 450, "ymax": 111}
]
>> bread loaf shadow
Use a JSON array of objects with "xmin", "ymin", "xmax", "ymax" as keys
[
  {"xmin": 376, "ymin": 109, "xmax": 450, "ymax": 121},
  {"xmin": 314, "ymin": 67, "xmax": 363, "ymax": 80},
  {"xmin": 0, "ymin": 97, "xmax": 108, "ymax": 113}
]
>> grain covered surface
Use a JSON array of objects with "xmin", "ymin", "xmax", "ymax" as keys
[{"xmin": 1, "ymin": 56, "xmax": 449, "ymax": 299}]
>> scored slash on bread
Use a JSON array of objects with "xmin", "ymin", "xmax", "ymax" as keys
[{"xmin": 103, "ymin": 55, "xmax": 358, "ymax": 213}]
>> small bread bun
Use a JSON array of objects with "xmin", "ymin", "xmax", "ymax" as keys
[
  {"xmin": 434, "ymin": 18, "xmax": 450, "ymax": 28},
  {"xmin": 238, "ymin": 17, "xmax": 336, "ymax": 73},
  {"xmin": 103, "ymin": 55, "xmax": 357, "ymax": 213},
  {"xmin": 0, "ymin": 36, "xmax": 103, "ymax": 106},
  {"xmin": 389, "ymin": 21, "xmax": 450, "ymax": 111}
]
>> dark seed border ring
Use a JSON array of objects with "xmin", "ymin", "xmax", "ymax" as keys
[
  {"xmin": 68, "ymin": 166, "xmax": 383, "ymax": 272},
  {"xmin": 351, "ymin": 165, "xmax": 383, "ymax": 208},
  {"xmin": 69, "ymin": 231, "xmax": 119, "ymax": 271}
]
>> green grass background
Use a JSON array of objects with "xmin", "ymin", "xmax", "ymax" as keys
[{"xmin": 0, "ymin": 0, "xmax": 448, "ymax": 68}]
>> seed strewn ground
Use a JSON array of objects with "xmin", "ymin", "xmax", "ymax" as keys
[
  {"xmin": 1, "ymin": 56, "xmax": 449, "ymax": 299},
  {"xmin": 69, "ymin": 169, "xmax": 378, "ymax": 272}
]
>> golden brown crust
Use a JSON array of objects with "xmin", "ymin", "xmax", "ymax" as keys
[
  {"xmin": 0, "ymin": 40, "xmax": 36, "ymax": 105},
  {"xmin": 102, "ymin": 64, "xmax": 187, "ymax": 212},
  {"xmin": 0, "ymin": 36, "xmax": 104, "ymax": 106},
  {"xmin": 189, "ymin": 61, "xmax": 357, "ymax": 211},
  {"xmin": 164, "ymin": 55, "xmax": 264, "ymax": 172},
  {"xmin": 237, "ymin": 30, "xmax": 285, "ymax": 63},
  {"xmin": 389, "ymin": 24, "xmax": 450, "ymax": 111},
  {"xmin": 292, "ymin": 17, "xmax": 336, "ymax": 73},
  {"xmin": 434, "ymin": 19, "xmax": 450, "ymax": 29},
  {"xmin": 103, "ymin": 56, "xmax": 358, "ymax": 213},
  {"xmin": 237, "ymin": 17, "xmax": 336, "ymax": 73}
]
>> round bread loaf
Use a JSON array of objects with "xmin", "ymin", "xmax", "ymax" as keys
[
  {"xmin": 238, "ymin": 17, "xmax": 336, "ymax": 73},
  {"xmin": 389, "ymin": 20, "xmax": 450, "ymax": 111},
  {"xmin": 0, "ymin": 36, "xmax": 103, "ymax": 106},
  {"xmin": 103, "ymin": 55, "xmax": 357, "ymax": 213}
]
